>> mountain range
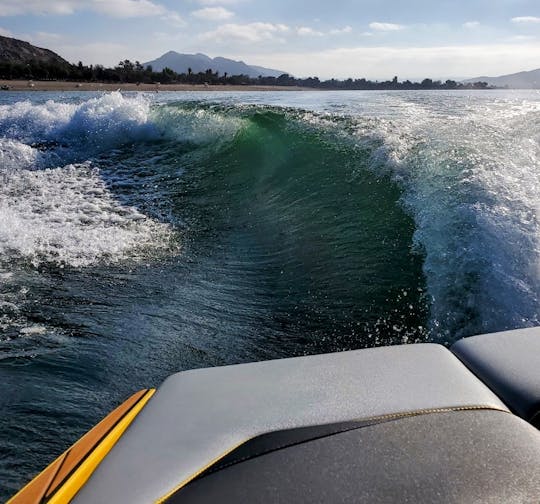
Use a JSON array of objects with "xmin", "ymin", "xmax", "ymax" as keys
[
  {"xmin": 464, "ymin": 68, "xmax": 540, "ymax": 89},
  {"xmin": 0, "ymin": 34, "xmax": 538, "ymax": 88},
  {"xmin": 142, "ymin": 51, "xmax": 286, "ymax": 78}
]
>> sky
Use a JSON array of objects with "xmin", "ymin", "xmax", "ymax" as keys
[{"xmin": 0, "ymin": 0, "xmax": 539, "ymax": 80}]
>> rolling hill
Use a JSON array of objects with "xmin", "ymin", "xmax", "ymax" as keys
[
  {"xmin": 0, "ymin": 35, "xmax": 69, "ymax": 66},
  {"xmin": 463, "ymin": 68, "xmax": 540, "ymax": 89}
]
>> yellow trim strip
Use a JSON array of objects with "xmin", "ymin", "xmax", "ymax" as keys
[
  {"xmin": 154, "ymin": 439, "xmax": 247, "ymax": 504},
  {"xmin": 48, "ymin": 388, "xmax": 155, "ymax": 504},
  {"xmin": 154, "ymin": 404, "xmax": 509, "ymax": 503}
]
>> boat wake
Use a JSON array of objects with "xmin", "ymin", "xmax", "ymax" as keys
[{"xmin": 0, "ymin": 91, "xmax": 538, "ymax": 344}]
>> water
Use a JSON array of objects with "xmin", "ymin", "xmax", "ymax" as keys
[{"xmin": 0, "ymin": 89, "xmax": 538, "ymax": 498}]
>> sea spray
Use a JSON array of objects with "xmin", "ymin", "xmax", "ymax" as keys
[
  {"xmin": 0, "ymin": 162, "xmax": 175, "ymax": 267},
  {"xmin": 361, "ymin": 96, "xmax": 540, "ymax": 337}
]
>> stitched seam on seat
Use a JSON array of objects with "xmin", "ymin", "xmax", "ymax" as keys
[
  {"xmin": 202, "ymin": 405, "xmax": 509, "ymax": 475},
  {"xmin": 157, "ymin": 404, "xmax": 509, "ymax": 503}
]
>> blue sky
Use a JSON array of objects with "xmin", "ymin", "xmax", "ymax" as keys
[{"xmin": 0, "ymin": 0, "xmax": 539, "ymax": 79}]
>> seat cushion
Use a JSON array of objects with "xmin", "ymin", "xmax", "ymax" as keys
[
  {"xmin": 73, "ymin": 343, "xmax": 507, "ymax": 504},
  {"xmin": 452, "ymin": 327, "xmax": 540, "ymax": 425},
  {"xmin": 173, "ymin": 410, "xmax": 540, "ymax": 504}
]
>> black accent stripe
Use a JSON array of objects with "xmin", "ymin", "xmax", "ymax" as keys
[
  {"xmin": 191, "ymin": 406, "xmax": 508, "ymax": 482},
  {"xmin": 39, "ymin": 451, "xmax": 70, "ymax": 504},
  {"xmin": 204, "ymin": 418, "xmax": 391, "ymax": 477}
]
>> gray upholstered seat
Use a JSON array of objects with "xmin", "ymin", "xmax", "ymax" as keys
[
  {"xmin": 173, "ymin": 410, "xmax": 540, "ymax": 504},
  {"xmin": 73, "ymin": 343, "xmax": 507, "ymax": 504},
  {"xmin": 452, "ymin": 326, "xmax": 540, "ymax": 426}
]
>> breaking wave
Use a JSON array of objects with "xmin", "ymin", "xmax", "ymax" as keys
[{"xmin": 0, "ymin": 90, "xmax": 538, "ymax": 340}]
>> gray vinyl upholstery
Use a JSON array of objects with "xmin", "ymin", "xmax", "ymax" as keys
[
  {"xmin": 174, "ymin": 410, "xmax": 540, "ymax": 504},
  {"xmin": 73, "ymin": 343, "xmax": 507, "ymax": 504},
  {"xmin": 452, "ymin": 327, "xmax": 540, "ymax": 423}
]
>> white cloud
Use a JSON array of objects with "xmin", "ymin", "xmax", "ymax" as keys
[
  {"xmin": 199, "ymin": 22, "xmax": 289, "ymax": 43},
  {"xmin": 91, "ymin": 0, "xmax": 166, "ymax": 18},
  {"xmin": 166, "ymin": 11, "xmax": 185, "ymax": 27},
  {"xmin": 0, "ymin": 1, "xmax": 75, "ymax": 16},
  {"xmin": 508, "ymin": 35, "xmax": 537, "ymax": 41},
  {"xmin": 196, "ymin": 0, "xmax": 242, "ymax": 4},
  {"xmin": 0, "ymin": 0, "xmax": 181, "ymax": 19},
  {"xmin": 463, "ymin": 21, "xmax": 480, "ymax": 29},
  {"xmin": 297, "ymin": 26, "xmax": 323, "ymax": 36},
  {"xmin": 192, "ymin": 7, "xmax": 233, "ymax": 21},
  {"xmin": 200, "ymin": 22, "xmax": 352, "ymax": 43},
  {"xmin": 511, "ymin": 16, "xmax": 540, "ymax": 24},
  {"xmin": 0, "ymin": 26, "xmax": 13, "ymax": 36},
  {"xmin": 297, "ymin": 25, "xmax": 352, "ymax": 37},
  {"xmin": 248, "ymin": 42, "xmax": 540, "ymax": 80},
  {"xmin": 369, "ymin": 22, "xmax": 405, "ymax": 31},
  {"xmin": 329, "ymin": 26, "xmax": 352, "ymax": 35}
]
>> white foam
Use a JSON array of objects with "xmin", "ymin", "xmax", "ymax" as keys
[
  {"xmin": 19, "ymin": 325, "xmax": 47, "ymax": 336},
  {"xmin": 0, "ymin": 92, "xmax": 246, "ymax": 157},
  {"xmin": 0, "ymin": 138, "xmax": 40, "ymax": 171},
  {"xmin": 0, "ymin": 93, "xmax": 248, "ymax": 270},
  {"xmin": 362, "ymin": 95, "xmax": 540, "ymax": 337},
  {"xmin": 0, "ymin": 93, "xmax": 191, "ymax": 268},
  {"xmin": 0, "ymin": 162, "xmax": 175, "ymax": 267},
  {"xmin": 0, "ymin": 92, "xmax": 156, "ymax": 151}
]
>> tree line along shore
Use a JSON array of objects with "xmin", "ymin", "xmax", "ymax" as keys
[{"xmin": 0, "ymin": 59, "xmax": 491, "ymax": 91}]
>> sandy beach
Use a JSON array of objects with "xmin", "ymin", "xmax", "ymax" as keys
[{"xmin": 0, "ymin": 80, "xmax": 310, "ymax": 92}]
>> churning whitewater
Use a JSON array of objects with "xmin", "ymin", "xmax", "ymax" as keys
[{"xmin": 0, "ymin": 89, "xmax": 539, "ymax": 498}]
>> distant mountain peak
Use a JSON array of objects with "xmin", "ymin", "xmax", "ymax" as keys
[{"xmin": 143, "ymin": 52, "xmax": 286, "ymax": 78}]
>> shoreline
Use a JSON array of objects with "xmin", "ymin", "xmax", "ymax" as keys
[
  {"xmin": 0, "ymin": 80, "xmax": 311, "ymax": 92},
  {"xmin": 0, "ymin": 80, "xmax": 517, "ymax": 93}
]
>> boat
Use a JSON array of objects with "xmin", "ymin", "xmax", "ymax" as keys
[{"xmin": 7, "ymin": 326, "xmax": 540, "ymax": 503}]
